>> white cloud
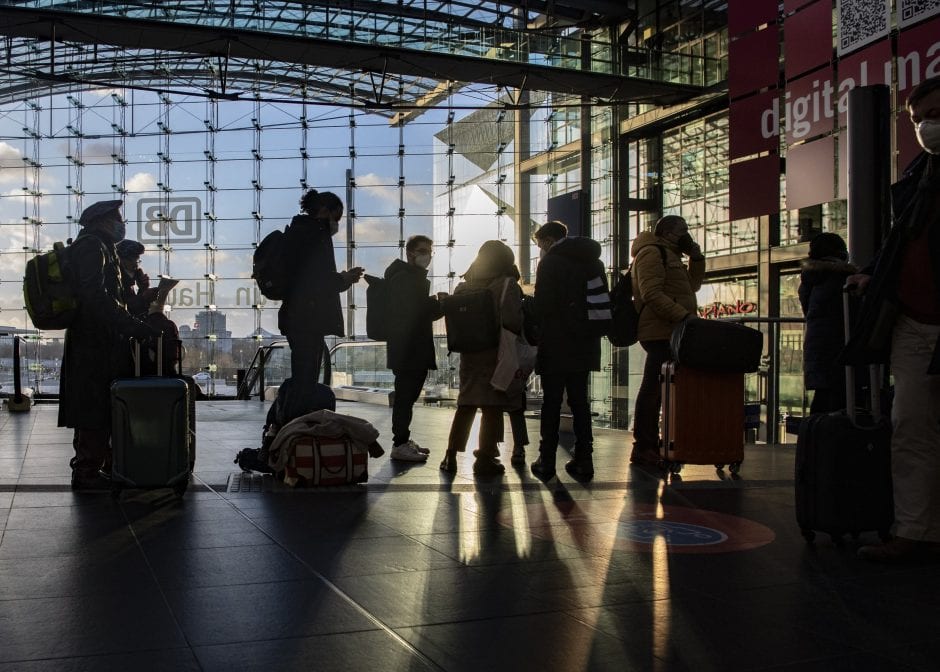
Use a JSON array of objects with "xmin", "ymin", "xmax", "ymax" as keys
[
  {"xmin": 125, "ymin": 172, "xmax": 157, "ymax": 193},
  {"xmin": 355, "ymin": 172, "xmax": 425, "ymax": 207},
  {"xmin": 0, "ymin": 142, "xmax": 24, "ymax": 186}
]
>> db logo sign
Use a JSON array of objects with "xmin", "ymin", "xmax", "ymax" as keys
[{"xmin": 137, "ymin": 197, "xmax": 202, "ymax": 244}]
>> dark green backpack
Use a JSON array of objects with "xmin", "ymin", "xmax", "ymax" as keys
[{"xmin": 23, "ymin": 241, "xmax": 79, "ymax": 330}]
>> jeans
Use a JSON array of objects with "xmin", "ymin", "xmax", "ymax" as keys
[
  {"xmin": 890, "ymin": 315, "xmax": 940, "ymax": 542},
  {"xmin": 392, "ymin": 369, "xmax": 428, "ymax": 446},
  {"xmin": 632, "ymin": 340, "xmax": 671, "ymax": 452},
  {"xmin": 286, "ymin": 327, "xmax": 325, "ymax": 389},
  {"xmin": 539, "ymin": 370, "xmax": 592, "ymax": 457},
  {"xmin": 71, "ymin": 428, "xmax": 110, "ymax": 476}
]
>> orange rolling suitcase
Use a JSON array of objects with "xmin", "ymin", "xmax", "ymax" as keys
[{"xmin": 659, "ymin": 362, "xmax": 744, "ymax": 475}]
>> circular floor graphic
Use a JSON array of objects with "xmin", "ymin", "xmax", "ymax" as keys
[{"xmin": 497, "ymin": 502, "xmax": 776, "ymax": 554}]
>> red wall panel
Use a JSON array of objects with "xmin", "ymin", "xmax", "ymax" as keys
[
  {"xmin": 730, "ymin": 155, "xmax": 781, "ymax": 220},
  {"xmin": 786, "ymin": 136, "xmax": 835, "ymax": 210},
  {"xmin": 729, "ymin": 25, "xmax": 780, "ymax": 99},
  {"xmin": 784, "ymin": 0, "xmax": 834, "ymax": 81}
]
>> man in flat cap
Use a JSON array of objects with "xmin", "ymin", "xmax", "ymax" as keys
[{"xmin": 58, "ymin": 199, "xmax": 158, "ymax": 490}]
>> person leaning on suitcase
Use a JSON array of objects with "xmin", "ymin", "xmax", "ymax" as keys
[
  {"xmin": 629, "ymin": 215, "xmax": 705, "ymax": 469},
  {"xmin": 845, "ymin": 76, "xmax": 940, "ymax": 564},
  {"xmin": 58, "ymin": 200, "xmax": 160, "ymax": 490}
]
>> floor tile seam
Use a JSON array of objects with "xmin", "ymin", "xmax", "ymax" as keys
[
  {"xmin": 0, "ymin": 646, "xmax": 197, "ymax": 667},
  {"xmin": 174, "ymin": 474, "xmax": 446, "ymax": 672},
  {"xmin": 186, "ymin": 625, "xmax": 393, "ymax": 652}
]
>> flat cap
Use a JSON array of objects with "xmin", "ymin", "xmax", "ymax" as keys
[
  {"xmin": 116, "ymin": 239, "xmax": 145, "ymax": 259},
  {"xmin": 78, "ymin": 199, "xmax": 123, "ymax": 226}
]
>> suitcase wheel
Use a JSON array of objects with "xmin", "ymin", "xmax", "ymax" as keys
[
  {"xmin": 801, "ymin": 528, "xmax": 816, "ymax": 543},
  {"xmin": 666, "ymin": 461, "xmax": 683, "ymax": 475},
  {"xmin": 715, "ymin": 464, "xmax": 725, "ymax": 470},
  {"xmin": 729, "ymin": 461, "xmax": 742, "ymax": 475}
]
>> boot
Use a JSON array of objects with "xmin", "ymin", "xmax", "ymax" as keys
[
  {"xmin": 510, "ymin": 445, "xmax": 526, "ymax": 468},
  {"xmin": 531, "ymin": 451, "xmax": 556, "ymax": 481},
  {"xmin": 564, "ymin": 451, "xmax": 594, "ymax": 479}
]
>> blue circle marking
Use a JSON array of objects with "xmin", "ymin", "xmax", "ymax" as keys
[{"xmin": 620, "ymin": 520, "xmax": 729, "ymax": 546}]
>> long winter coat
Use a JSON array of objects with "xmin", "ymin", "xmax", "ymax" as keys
[
  {"xmin": 277, "ymin": 215, "xmax": 352, "ymax": 336},
  {"xmin": 799, "ymin": 257, "xmax": 857, "ymax": 390},
  {"xmin": 843, "ymin": 152, "xmax": 940, "ymax": 372},
  {"xmin": 453, "ymin": 275, "xmax": 524, "ymax": 409},
  {"xmin": 533, "ymin": 237, "xmax": 605, "ymax": 374},
  {"xmin": 58, "ymin": 229, "xmax": 146, "ymax": 430},
  {"xmin": 630, "ymin": 231, "xmax": 705, "ymax": 342},
  {"xmin": 384, "ymin": 259, "xmax": 443, "ymax": 371}
]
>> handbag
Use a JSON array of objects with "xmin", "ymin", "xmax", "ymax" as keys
[{"xmin": 491, "ymin": 279, "xmax": 538, "ymax": 392}]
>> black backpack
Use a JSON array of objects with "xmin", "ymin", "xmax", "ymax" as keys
[
  {"xmin": 364, "ymin": 275, "xmax": 389, "ymax": 341},
  {"xmin": 608, "ymin": 246, "xmax": 666, "ymax": 347},
  {"xmin": 252, "ymin": 228, "xmax": 290, "ymax": 300},
  {"xmin": 443, "ymin": 286, "xmax": 499, "ymax": 353}
]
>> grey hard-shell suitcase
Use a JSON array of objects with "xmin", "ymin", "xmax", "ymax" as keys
[{"xmin": 110, "ymin": 338, "xmax": 191, "ymax": 497}]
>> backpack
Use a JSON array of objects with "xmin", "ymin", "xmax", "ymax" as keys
[
  {"xmin": 608, "ymin": 245, "xmax": 667, "ymax": 347},
  {"xmin": 252, "ymin": 228, "xmax": 290, "ymax": 300},
  {"xmin": 443, "ymin": 285, "xmax": 499, "ymax": 353},
  {"xmin": 23, "ymin": 240, "xmax": 80, "ymax": 330},
  {"xmin": 364, "ymin": 275, "xmax": 389, "ymax": 341},
  {"xmin": 581, "ymin": 268, "xmax": 613, "ymax": 338}
]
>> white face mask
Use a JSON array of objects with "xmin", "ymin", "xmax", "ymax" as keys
[
  {"xmin": 915, "ymin": 119, "xmax": 940, "ymax": 155},
  {"xmin": 414, "ymin": 253, "xmax": 431, "ymax": 269}
]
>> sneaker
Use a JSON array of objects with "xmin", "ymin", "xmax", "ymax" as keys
[
  {"xmin": 71, "ymin": 471, "xmax": 110, "ymax": 491},
  {"xmin": 410, "ymin": 441, "xmax": 430, "ymax": 455},
  {"xmin": 391, "ymin": 440, "xmax": 429, "ymax": 462}
]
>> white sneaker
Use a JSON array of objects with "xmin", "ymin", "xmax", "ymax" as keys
[
  {"xmin": 411, "ymin": 441, "xmax": 431, "ymax": 455},
  {"xmin": 391, "ymin": 440, "xmax": 429, "ymax": 462}
]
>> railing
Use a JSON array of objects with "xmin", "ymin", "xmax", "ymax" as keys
[{"xmin": 723, "ymin": 316, "xmax": 807, "ymax": 445}]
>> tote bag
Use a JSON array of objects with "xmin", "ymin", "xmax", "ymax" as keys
[{"xmin": 491, "ymin": 279, "xmax": 537, "ymax": 392}]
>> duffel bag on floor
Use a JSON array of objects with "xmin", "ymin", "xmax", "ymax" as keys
[
  {"xmin": 670, "ymin": 318, "xmax": 763, "ymax": 373},
  {"xmin": 283, "ymin": 435, "xmax": 367, "ymax": 487}
]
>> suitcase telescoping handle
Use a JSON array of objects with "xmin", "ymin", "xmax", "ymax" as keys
[
  {"xmin": 132, "ymin": 334, "xmax": 164, "ymax": 377},
  {"xmin": 842, "ymin": 286, "xmax": 882, "ymax": 424}
]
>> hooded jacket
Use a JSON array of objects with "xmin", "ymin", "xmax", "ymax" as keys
[
  {"xmin": 277, "ymin": 214, "xmax": 352, "ymax": 336},
  {"xmin": 799, "ymin": 257, "xmax": 857, "ymax": 389},
  {"xmin": 630, "ymin": 231, "xmax": 705, "ymax": 342},
  {"xmin": 384, "ymin": 258, "xmax": 442, "ymax": 371},
  {"xmin": 533, "ymin": 236, "xmax": 605, "ymax": 373}
]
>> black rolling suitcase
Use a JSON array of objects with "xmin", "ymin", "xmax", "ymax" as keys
[
  {"xmin": 111, "ymin": 337, "xmax": 191, "ymax": 497},
  {"xmin": 794, "ymin": 289, "xmax": 893, "ymax": 543}
]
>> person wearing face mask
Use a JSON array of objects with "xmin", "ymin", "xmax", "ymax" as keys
[
  {"xmin": 383, "ymin": 234, "xmax": 445, "ymax": 462},
  {"xmin": 629, "ymin": 214, "xmax": 705, "ymax": 469},
  {"xmin": 844, "ymin": 76, "xmax": 940, "ymax": 563},
  {"xmin": 57, "ymin": 200, "xmax": 160, "ymax": 490},
  {"xmin": 279, "ymin": 189, "xmax": 364, "ymax": 398}
]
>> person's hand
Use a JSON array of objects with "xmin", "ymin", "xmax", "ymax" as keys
[
  {"xmin": 688, "ymin": 242, "xmax": 704, "ymax": 261},
  {"xmin": 135, "ymin": 269, "xmax": 150, "ymax": 290},
  {"xmin": 342, "ymin": 267, "xmax": 365, "ymax": 284},
  {"xmin": 845, "ymin": 274, "xmax": 871, "ymax": 294}
]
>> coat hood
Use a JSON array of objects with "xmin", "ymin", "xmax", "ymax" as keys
[
  {"xmin": 630, "ymin": 231, "xmax": 675, "ymax": 258},
  {"xmin": 548, "ymin": 236, "xmax": 602, "ymax": 263},
  {"xmin": 384, "ymin": 258, "xmax": 427, "ymax": 281}
]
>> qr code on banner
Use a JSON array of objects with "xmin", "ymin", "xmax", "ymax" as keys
[
  {"xmin": 899, "ymin": 0, "xmax": 940, "ymax": 28},
  {"xmin": 838, "ymin": 0, "xmax": 890, "ymax": 55}
]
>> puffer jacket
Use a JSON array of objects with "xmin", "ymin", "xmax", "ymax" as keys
[
  {"xmin": 533, "ymin": 236, "xmax": 605, "ymax": 374},
  {"xmin": 799, "ymin": 257, "xmax": 857, "ymax": 390},
  {"xmin": 384, "ymin": 259, "xmax": 442, "ymax": 371},
  {"xmin": 630, "ymin": 231, "xmax": 705, "ymax": 342}
]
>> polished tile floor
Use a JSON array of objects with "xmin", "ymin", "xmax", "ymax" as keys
[{"xmin": 0, "ymin": 400, "xmax": 936, "ymax": 671}]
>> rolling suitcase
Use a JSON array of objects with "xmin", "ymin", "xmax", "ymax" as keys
[
  {"xmin": 794, "ymin": 289, "xmax": 893, "ymax": 544},
  {"xmin": 660, "ymin": 362, "xmax": 745, "ymax": 475},
  {"xmin": 110, "ymin": 338, "xmax": 191, "ymax": 497}
]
